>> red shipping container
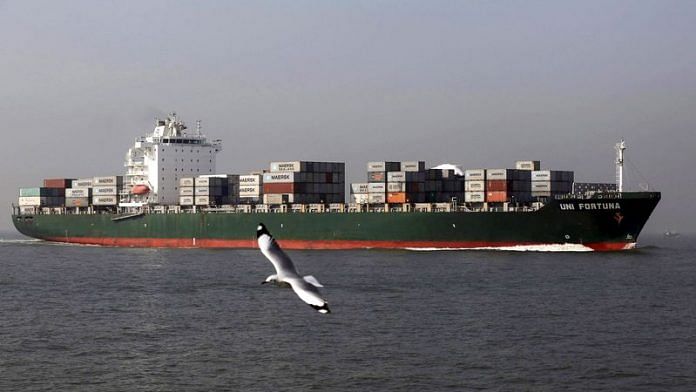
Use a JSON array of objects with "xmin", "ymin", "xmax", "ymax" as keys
[
  {"xmin": 387, "ymin": 192, "xmax": 406, "ymax": 203},
  {"xmin": 263, "ymin": 183, "xmax": 295, "ymax": 194},
  {"xmin": 43, "ymin": 178, "xmax": 73, "ymax": 188},
  {"xmin": 486, "ymin": 180, "xmax": 512, "ymax": 192},
  {"xmin": 486, "ymin": 191, "xmax": 509, "ymax": 202}
]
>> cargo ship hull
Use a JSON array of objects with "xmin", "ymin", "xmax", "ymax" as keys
[{"xmin": 12, "ymin": 192, "xmax": 660, "ymax": 251}]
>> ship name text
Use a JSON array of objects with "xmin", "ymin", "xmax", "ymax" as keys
[{"xmin": 559, "ymin": 202, "xmax": 621, "ymax": 211}]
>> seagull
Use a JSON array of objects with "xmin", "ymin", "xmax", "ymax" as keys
[{"xmin": 257, "ymin": 223, "xmax": 331, "ymax": 314}]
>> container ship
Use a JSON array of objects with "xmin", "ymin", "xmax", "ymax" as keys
[{"xmin": 12, "ymin": 113, "xmax": 660, "ymax": 251}]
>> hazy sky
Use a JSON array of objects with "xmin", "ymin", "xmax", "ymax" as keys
[{"xmin": 1, "ymin": 0, "xmax": 694, "ymax": 234}]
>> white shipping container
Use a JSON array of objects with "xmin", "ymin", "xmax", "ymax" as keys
[
  {"xmin": 401, "ymin": 161, "xmax": 425, "ymax": 172},
  {"xmin": 93, "ymin": 186, "xmax": 118, "ymax": 195},
  {"xmin": 72, "ymin": 178, "xmax": 93, "ymax": 187},
  {"xmin": 531, "ymin": 170, "xmax": 552, "ymax": 181},
  {"xmin": 19, "ymin": 206, "xmax": 37, "ymax": 214},
  {"xmin": 263, "ymin": 194, "xmax": 292, "ymax": 204},
  {"xmin": 93, "ymin": 176, "xmax": 123, "ymax": 186},
  {"xmin": 368, "ymin": 193, "xmax": 386, "ymax": 203},
  {"xmin": 387, "ymin": 182, "xmax": 406, "ymax": 192},
  {"xmin": 195, "ymin": 196, "xmax": 211, "ymax": 205},
  {"xmin": 179, "ymin": 177, "xmax": 195, "ymax": 187},
  {"xmin": 465, "ymin": 180, "xmax": 486, "ymax": 191},
  {"xmin": 270, "ymin": 161, "xmax": 303, "ymax": 172},
  {"xmin": 179, "ymin": 187, "xmax": 194, "ymax": 196},
  {"xmin": 65, "ymin": 197, "xmax": 90, "ymax": 207},
  {"xmin": 179, "ymin": 196, "xmax": 194, "ymax": 206},
  {"xmin": 195, "ymin": 177, "xmax": 210, "ymax": 187},
  {"xmin": 92, "ymin": 195, "xmax": 118, "ymax": 205},
  {"xmin": 350, "ymin": 193, "xmax": 369, "ymax": 204},
  {"xmin": 464, "ymin": 169, "xmax": 486, "ymax": 180},
  {"xmin": 464, "ymin": 192, "xmax": 486, "ymax": 203},
  {"xmin": 263, "ymin": 172, "xmax": 295, "ymax": 183},
  {"xmin": 18, "ymin": 197, "xmax": 43, "ymax": 206},
  {"xmin": 532, "ymin": 182, "xmax": 551, "ymax": 191},
  {"xmin": 240, "ymin": 175, "xmax": 262, "ymax": 185},
  {"xmin": 350, "ymin": 183, "xmax": 369, "ymax": 194},
  {"xmin": 66, "ymin": 188, "xmax": 91, "ymax": 198},
  {"xmin": 516, "ymin": 160, "xmax": 541, "ymax": 171},
  {"xmin": 368, "ymin": 183, "xmax": 386, "ymax": 193},
  {"xmin": 387, "ymin": 171, "xmax": 406, "ymax": 182}
]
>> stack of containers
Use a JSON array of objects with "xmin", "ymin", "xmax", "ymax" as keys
[
  {"xmin": 239, "ymin": 174, "xmax": 263, "ymax": 204},
  {"xmin": 18, "ymin": 186, "xmax": 66, "ymax": 208},
  {"xmin": 366, "ymin": 161, "xmax": 400, "ymax": 204},
  {"xmin": 388, "ymin": 161, "xmax": 426, "ymax": 203},
  {"xmin": 425, "ymin": 168, "xmax": 462, "ymax": 203},
  {"xmin": 92, "ymin": 176, "xmax": 123, "ymax": 207},
  {"xmin": 179, "ymin": 177, "xmax": 195, "ymax": 206},
  {"xmin": 350, "ymin": 183, "xmax": 369, "ymax": 204},
  {"xmin": 485, "ymin": 169, "xmax": 532, "ymax": 203},
  {"xmin": 262, "ymin": 161, "xmax": 345, "ymax": 205},
  {"xmin": 531, "ymin": 170, "xmax": 574, "ymax": 198},
  {"xmin": 66, "ymin": 178, "xmax": 93, "ymax": 207},
  {"xmin": 194, "ymin": 176, "xmax": 228, "ymax": 206},
  {"xmin": 226, "ymin": 175, "xmax": 240, "ymax": 205},
  {"xmin": 464, "ymin": 169, "xmax": 486, "ymax": 203}
]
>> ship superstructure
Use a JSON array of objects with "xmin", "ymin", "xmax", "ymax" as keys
[{"xmin": 124, "ymin": 113, "xmax": 222, "ymax": 206}]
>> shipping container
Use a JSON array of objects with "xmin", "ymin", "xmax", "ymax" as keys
[
  {"xmin": 92, "ymin": 195, "xmax": 118, "ymax": 206},
  {"xmin": 368, "ymin": 193, "xmax": 386, "ymax": 204},
  {"xmin": 464, "ymin": 192, "xmax": 486, "ymax": 203},
  {"xmin": 401, "ymin": 161, "xmax": 425, "ymax": 172},
  {"xmin": 464, "ymin": 180, "xmax": 486, "ymax": 192},
  {"xmin": 263, "ymin": 183, "xmax": 295, "ymax": 194},
  {"xmin": 179, "ymin": 196, "xmax": 194, "ymax": 206},
  {"xmin": 270, "ymin": 161, "xmax": 306, "ymax": 172},
  {"xmin": 367, "ymin": 161, "xmax": 400, "ymax": 172},
  {"xmin": 66, "ymin": 188, "xmax": 91, "ymax": 198},
  {"xmin": 179, "ymin": 177, "xmax": 195, "ymax": 187},
  {"xmin": 406, "ymin": 182, "xmax": 425, "ymax": 193},
  {"xmin": 367, "ymin": 171, "xmax": 386, "ymax": 183},
  {"xmin": 350, "ymin": 193, "xmax": 369, "ymax": 204},
  {"xmin": 195, "ymin": 176, "xmax": 226, "ymax": 187},
  {"xmin": 195, "ymin": 186, "xmax": 226, "ymax": 196},
  {"xmin": 179, "ymin": 187, "xmax": 194, "ymax": 196},
  {"xmin": 367, "ymin": 183, "xmax": 386, "ymax": 193},
  {"xmin": 72, "ymin": 178, "xmax": 93, "ymax": 188},
  {"xmin": 387, "ymin": 192, "xmax": 406, "ymax": 204},
  {"xmin": 425, "ymin": 169, "xmax": 455, "ymax": 180},
  {"xmin": 263, "ymin": 194, "xmax": 289, "ymax": 205},
  {"xmin": 43, "ymin": 178, "xmax": 74, "ymax": 188},
  {"xmin": 387, "ymin": 182, "xmax": 406, "ymax": 192},
  {"xmin": 240, "ymin": 175, "xmax": 262, "ymax": 185},
  {"xmin": 515, "ymin": 160, "xmax": 541, "ymax": 171},
  {"xmin": 93, "ymin": 176, "xmax": 123, "ymax": 186},
  {"xmin": 263, "ymin": 172, "xmax": 296, "ymax": 183},
  {"xmin": 93, "ymin": 186, "xmax": 118, "ymax": 195},
  {"xmin": 65, "ymin": 197, "xmax": 90, "ymax": 207},
  {"xmin": 464, "ymin": 169, "xmax": 486, "ymax": 180},
  {"xmin": 485, "ymin": 191, "xmax": 508, "ymax": 203},
  {"xmin": 350, "ymin": 183, "xmax": 370, "ymax": 194}
]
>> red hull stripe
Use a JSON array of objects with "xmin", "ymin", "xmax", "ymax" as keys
[{"xmin": 45, "ymin": 237, "xmax": 633, "ymax": 251}]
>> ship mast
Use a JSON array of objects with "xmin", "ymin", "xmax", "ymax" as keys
[{"xmin": 615, "ymin": 139, "xmax": 626, "ymax": 192}]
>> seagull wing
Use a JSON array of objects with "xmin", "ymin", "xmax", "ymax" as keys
[
  {"xmin": 287, "ymin": 277, "xmax": 331, "ymax": 314},
  {"xmin": 257, "ymin": 224, "xmax": 298, "ymax": 277},
  {"xmin": 303, "ymin": 275, "xmax": 324, "ymax": 288}
]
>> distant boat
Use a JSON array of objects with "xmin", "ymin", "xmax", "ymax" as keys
[{"xmin": 664, "ymin": 230, "xmax": 680, "ymax": 238}]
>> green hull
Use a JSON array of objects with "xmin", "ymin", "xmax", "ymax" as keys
[{"xmin": 12, "ymin": 192, "xmax": 660, "ymax": 251}]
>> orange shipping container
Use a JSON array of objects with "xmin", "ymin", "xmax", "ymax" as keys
[
  {"xmin": 263, "ymin": 183, "xmax": 295, "ymax": 194},
  {"xmin": 486, "ymin": 180, "xmax": 511, "ymax": 192},
  {"xmin": 486, "ymin": 191, "xmax": 509, "ymax": 203},
  {"xmin": 387, "ymin": 192, "xmax": 406, "ymax": 203}
]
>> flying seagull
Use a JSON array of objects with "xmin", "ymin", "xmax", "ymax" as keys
[{"xmin": 257, "ymin": 223, "xmax": 331, "ymax": 314}]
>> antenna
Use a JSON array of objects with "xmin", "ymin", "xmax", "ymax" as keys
[{"xmin": 615, "ymin": 139, "xmax": 626, "ymax": 192}]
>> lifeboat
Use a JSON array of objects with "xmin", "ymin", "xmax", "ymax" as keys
[{"xmin": 131, "ymin": 184, "xmax": 150, "ymax": 195}]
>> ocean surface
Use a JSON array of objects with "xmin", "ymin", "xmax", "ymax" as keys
[{"xmin": 1, "ymin": 231, "xmax": 695, "ymax": 391}]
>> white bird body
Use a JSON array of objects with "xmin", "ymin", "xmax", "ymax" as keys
[{"xmin": 257, "ymin": 223, "xmax": 330, "ymax": 313}]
